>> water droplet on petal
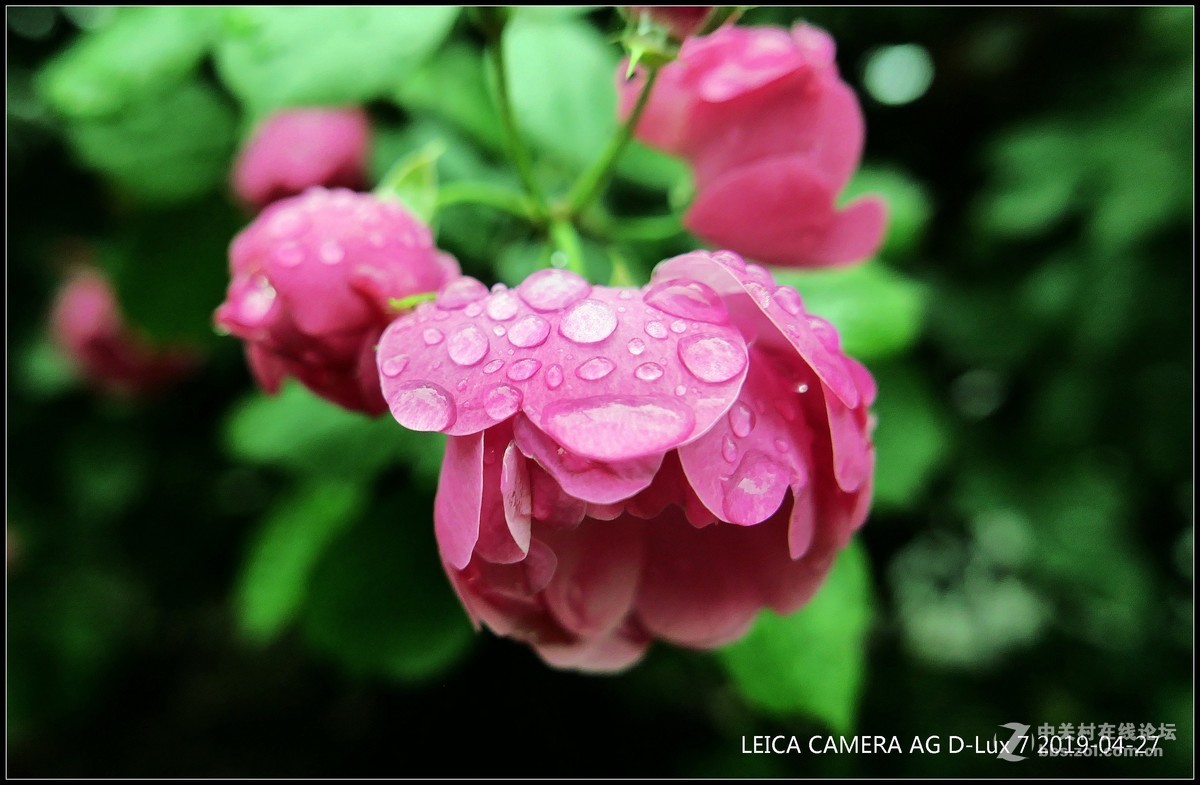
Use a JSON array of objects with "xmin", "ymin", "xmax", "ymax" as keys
[
  {"xmin": 542, "ymin": 395, "xmax": 696, "ymax": 461},
  {"xmin": 806, "ymin": 315, "xmax": 841, "ymax": 351},
  {"xmin": 389, "ymin": 381, "xmax": 455, "ymax": 431},
  {"xmin": 267, "ymin": 209, "xmax": 306, "ymax": 240},
  {"xmin": 485, "ymin": 291, "xmax": 520, "ymax": 321},
  {"xmin": 627, "ymin": 338, "xmax": 646, "ymax": 356},
  {"xmin": 422, "ymin": 327, "xmax": 444, "ymax": 346},
  {"xmin": 318, "ymin": 240, "xmax": 344, "ymax": 265},
  {"xmin": 508, "ymin": 314, "xmax": 550, "ymax": 348},
  {"xmin": 545, "ymin": 364, "xmax": 564, "ymax": 389},
  {"xmin": 493, "ymin": 326, "xmax": 506, "ymax": 336},
  {"xmin": 273, "ymin": 242, "xmax": 304, "ymax": 267},
  {"xmin": 465, "ymin": 302, "xmax": 483, "ymax": 317},
  {"xmin": 484, "ymin": 384, "xmax": 523, "ymax": 420},
  {"xmin": 745, "ymin": 282, "xmax": 772, "ymax": 309},
  {"xmin": 576, "ymin": 357, "xmax": 615, "ymax": 381},
  {"xmin": 560, "ymin": 299, "xmax": 617, "ymax": 344},
  {"xmin": 774, "ymin": 285, "xmax": 804, "ymax": 315},
  {"xmin": 634, "ymin": 361, "xmax": 664, "ymax": 382},
  {"xmin": 721, "ymin": 434, "xmax": 738, "ymax": 463},
  {"xmin": 618, "ymin": 290, "xmax": 633, "ymax": 300},
  {"xmin": 381, "ymin": 355, "xmax": 409, "ymax": 377},
  {"xmin": 507, "ymin": 358, "xmax": 541, "ymax": 381},
  {"xmin": 237, "ymin": 276, "xmax": 277, "ymax": 325},
  {"xmin": 797, "ymin": 383, "xmax": 810, "ymax": 394},
  {"xmin": 678, "ymin": 334, "xmax": 747, "ymax": 384},
  {"xmin": 722, "ymin": 451, "xmax": 790, "ymax": 524},
  {"xmin": 645, "ymin": 321, "xmax": 668, "ymax": 339},
  {"xmin": 447, "ymin": 324, "xmax": 489, "ymax": 367},
  {"xmin": 729, "ymin": 401, "xmax": 756, "ymax": 437},
  {"xmin": 483, "ymin": 359, "xmax": 504, "ymax": 374},
  {"xmin": 437, "ymin": 277, "xmax": 489, "ymax": 309},
  {"xmin": 517, "ymin": 268, "xmax": 590, "ymax": 311},
  {"xmin": 643, "ymin": 278, "xmax": 729, "ymax": 324},
  {"xmin": 675, "ymin": 384, "xmax": 687, "ymax": 396},
  {"xmin": 457, "ymin": 379, "xmax": 468, "ymax": 391},
  {"xmin": 711, "ymin": 250, "xmax": 745, "ymax": 271},
  {"xmin": 670, "ymin": 319, "xmax": 688, "ymax": 334},
  {"xmin": 775, "ymin": 438, "xmax": 790, "ymax": 453}
]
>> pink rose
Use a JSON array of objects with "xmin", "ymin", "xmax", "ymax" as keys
[
  {"xmin": 51, "ymin": 267, "xmax": 198, "ymax": 396},
  {"xmin": 620, "ymin": 24, "xmax": 887, "ymax": 268},
  {"xmin": 377, "ymin": 250, "xmax": 875, "ymax": 671},
  {"xmin": 624, "ymin": 6, "xmax": 713, "ymax": 40},
  {"xmin": 231, "ymin": 107, "xmax": 371, "ymax": 212},
  {"xmin": 216, "ymin": 187, "xmax": 459, "ymax": 415}
]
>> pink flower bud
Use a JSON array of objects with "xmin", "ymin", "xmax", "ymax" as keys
[
  {"xmin": 377, "ymin": 251, "xmax": 875, "ymax": 671},
  {"xmin": 619, "ymin": 23, "xmax": 887, "ymax": 268},
  {"xmin": 51, "ymin": 267, "xmax": 198, "ymax": 396},
  {"xmin": 232, "ymin": 107, "xmax": 371, "ymax": 212},
  {"xmin": 216, "ymin": 187, "xmax": 459, "ymax": 415}
]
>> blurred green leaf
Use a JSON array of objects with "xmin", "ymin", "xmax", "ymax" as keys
[
  {"xmin": 775, "ymin": 261, "xmax": 927, "ymax": 361},
  {"xmin": 870, "ymin": 364, "xmax": 952, "ymax": 510},
  {"xmin": 719, "ymin": 542, "xmax": 873, "ymax": 733},
  {"xmin": 64, "ymin": 81, "xmax": 236, "ymax": 203},
  {"xmin": 393, "ymin": 43, "xmax": 505, "ymax": 153},
  {"xmin": 616, "ymin": 140, "xmax": 691, "ymax": 191},
  {"xmin": 236, "ymin": 479, "xmax": 365, "ymax": 643},
  {"xmin": 843, "ymin": 166, "xmax": 933, "ymax": 258},
  {"xmin": 376, "ymin": 140, "xmax": 445, "ymax": 226},
  {"xmin": 215, "ymin": 7, "xmax": 460, "ymax": 114},
  {"xmin": 504, "ymin": 14, "xmax": 619, "ymax": 171},
  {"xmin": 301, "ymin": 503, "xmax": 473, "ymax": 682},
  {"xmin": 225, "ymin": 380, "xmax": 445, "ymax": 486},
  {"xmin": 19, "ymin": 336, "xmax": 77, "ymax": 398},
  {"xmin": 37, "ymin": 7, "xmax": 221, "ymax": 119}
]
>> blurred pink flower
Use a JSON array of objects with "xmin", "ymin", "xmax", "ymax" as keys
[
  {"xmin": 51, "ymin": 267, "xmax": 197, "ymax": 396},
  {"xmin": 619, "ymin": 23, "xmax": 887, "ymax": 268},
  {"xmin": 377, "ymin": 250, "xmax": 875, "ymax": 671},
  {"xmin": 216, "ymin": 187, "xmax": 459, "ymax": 415},
  {"xmin": 232, "ymin": 107, "xmax": 371, "ymax": 212},
  {"xmin": 624, "ymin": 6, "xmax": 712, "ymax": 40}
]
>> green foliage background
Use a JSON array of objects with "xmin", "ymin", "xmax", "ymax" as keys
[{"xmin": 7, "ymin": 6, "xmax": 1192, "ymax": 777}]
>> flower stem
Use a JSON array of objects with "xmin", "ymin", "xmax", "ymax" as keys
[
  {"xmin": 549, "ymin": 218, "xmax": 587, "ymax": 276},
  {"xmin": 563, "ymin": 66, "xmax": 660, "ymax": 219},
  {"xmin": 436, "ymin": 181, "xmax": 535, "ymax": 221},
  {"xmin": 486, "ymin": 32, "xmax": 548, "ymax": 220}
]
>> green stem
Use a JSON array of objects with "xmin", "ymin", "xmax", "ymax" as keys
[
  {"xmin": 436, "ymin": 181, "xmax": 534, "ymax": 221},
  {"xmin": 549, "ymin": 218, "xmax": 587, "ymax": 276},
  {"xmin": 388, "ymin": 291, "xmax": 438, "ymax": 313},
  {"xmin": 486, "ymin": 33, "xmax": 548, "ymax": 219},
  {"xmin": 563, "ymin": 66, "xmax": 660, "ymax": 218}
]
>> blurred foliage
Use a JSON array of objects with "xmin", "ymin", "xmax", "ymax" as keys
[{"xmin": 7, "ymin": 5, "xmax": 1192, "ymax": 778}]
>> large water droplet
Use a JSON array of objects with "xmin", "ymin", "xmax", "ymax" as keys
[
  {"xmin": 678, "ymin": 334, "xmax": 747, "ymax": 384},
  {"xmin": 774, "ymin": 285, "xmax": 804, "ymax": 315},
  {"xmin": 545, "ymin": 364, "xmax": 564, "ymax": 389},
  {"xmin": 634, "ymin": 362, "xmax": 664, "ymax": 381},
  {"xmin": 721, "ymin": 452, "xmax": 790, "ymax": 525},
  {"xmin": 422, "ymin": 327, "xmax": 444, "ymax": 346},
  {"xmin": 560, "ymin": 299, "xmax": 617, "ymax": 344},
  {"xmin": 437, "ymin": 277, "xmax": 489, "ymax": 309},
  {"xmin": 483, "ymin": 359, "xmax": 505, "ymax": 374},
  {"xmin": 484, "ymin": 384, "xmax": 523, "ymax": 420},
  {"xmin": 517, "ymin": 268, "xmax": 590, "ymax": 311},
  {"xmin": 645, "ymin": 321, "xmax": 668, "ymax": 339},
  {"xmin": 721, "ymin": 434, "xmax": 738, "ymax": 463},
  {"xmin": 507, "ymin": 358, "xmax": 542, "ymax": 381},
  {"xmin": 485, "ymin": 291, "xmax": 520, "ymax": 321},
  {"xmin": 447, "ymin": 324, "xmax": 489, "ymax": 367},
  {"xmin": 381, "ymin": 355, "xmax": 409, "ymax": 377},
  {"xmin": 542, "ymin": 395, "xmax": 696, "ymax": 461},
  {"xmin": 508, "ymin": 314, "xmax": 550, "ymax": 348},
  {"xmin": 318, "ymin": 240, "xmax": 344, "ymax": 265},
  {"xmin": 643, "ymin": 278, "xmax": 729, "ymax": 324},
  {"xmin": 389, "ymin": 381, "xmax": 455, "ymax": 431},
  {"xmin": 627, "ymin": 338, "xmax": 646, "ymax": 356},
  {"xmin": 576, "ymin": 357, "xmax": 615, "ymax": 381},
  {"xmin": 729, "ymin": 401, "xmax": 756, "ymax": 437}
]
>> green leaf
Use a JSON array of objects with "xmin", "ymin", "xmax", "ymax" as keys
[
  {"xmin": 301, "ymin": 500, "xmax": 474, "ymax": 682},
  {"xmin": 392, "ymin": 43, "xmax": 505, "ymax": 153},
  {"xmin": 719, "ymin": 542, "xmax": 873, "ymax": 732},
  {"xmin": 215, "ymin": 7, "xmax": 460, "ymax": 114},
  {"xmin": 774, "ymin": 261, "xmax": 927, "ymax": 361},
  {"xmin": 64, "ymin": 81, "xmax": 237, "ymax": 203},
  {"xmin": 235, "ymin": 479, "xmax": 365, "ymax": 643},
  {"xmin": 504, "ymin": 15, "xmax": 619, "ymax": 171},
  {"xmin": 843, "ymin": 166, "xmax": 933, "ymax": 258},
  {"xmin": 37, "ymin": 7, "xmax": 222, "ymax": 120},
  {"xmin": 225, "ymin": 380, "xmax": 445, "ymax": 487},
  {"xmin": 375, "ymin": 140, "xmax": 445, "ymax": 225},
  {"xmin": 869, "ymin": 363, "xmax": 953, "ymax": 510}
]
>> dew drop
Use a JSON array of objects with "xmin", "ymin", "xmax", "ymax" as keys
[
  {"xmin": 643, "ymin": 278, "xmax": 729, "ymax": 324},
  {"xmin": 266, "ymin": 209, "xmax": 306, "ymax": 240},
  {"xmin": 545, "ymin": 364, "xmax": 564, "ymax": 389},
  {"xmin": 273, "ymin": 242, "xmax": 304, "ymax": 267},
  {"xmin": 775, "ymin": 438, "xmax": 790, "ymax": 453},
  {"xmin": 318, "ymin": 240, "xmax": 344, "ymax": 265},
  {"xmin": 774, "ymin": 285, "xmax": 804, "ymax": 315},
  {"xmin": 484, "ymin": 384, "xmax": 523, "ymax": 420},
  {"xmin": 645, "ymin": 320, "xmax": 668, "ymax": 339},
  {"xmin": 627, "ymin": 338, "xmax": 646, "ymax": 356},
  {"xmin": 237, "ymin": 275, "xmax": 277, "ymax": 325},
  {"xmin": 576, "ymin": 357, "xmax": 615, "ymax": 381},
  {"xmin": 457, "ymin": 379, "xmax": 468, "ymax": 391},
  {"xmin": 447, "ymin": 324, "xmax": 489, "ymax": 367},
  {"xmin": 483, "ymin": 359, "xmax": 504, "ymax": 374},
  {"xmin": 675, "ymin": 384, "xmax": 687, "ymax": 396},
  {"xmin": 806, "ymin": 315, "xmax": 841, "ymax": 351},
  {"xmin": 465, "ymin": 302, "xmax": 483, "ymax": 317},
  {"xmin": 485, "ymin": 291, "xmax": 520, "ymax": 321},
  {"xmin": 493, "ymin": 326, "xmax": 506, "ymax": 336},
  {"xmin": 721, "ymin": 434, "xmax": 738, "ymax": 463},
  {"xmin": 389, "ymin": 382, "xmax": 455, "ymax": 431},
  {"xmin": 560, "ymin": 299, "xmax": 618, "ymax": 344},
  {"xmin": 507, "ymin": 358, "xmax": 542, "ymax": 381},
  {"xmin": 711, "ymin": 250, "xmax": 745, "ymax": 271},
  {"xmin": 422, "ymin": 327, "xmax": 444, "ymax": 346},
  {"xmin": 721, "ymin": 452, "xmax": 790, "ymax": 525},
  {"xmin": 745, "ymin": 282, "xmax": 772, "ymax": 309},
  {"xmin": 542, "ymin": 395, "xmax": 696, "ymax": 461},
  {"xmin": 729, "ymin": 401, "xmax": 756, "ymax": 437},
  {"xmin": 508, "ymin": 314, "xmax": 550, "ymax": 348},
  {"xmin": 437, "ymin": 277, "xmax": 489, "ymax": 309},
  {"xmin": 678, "ymin": 333, "xmax": 747, "ymax": 384},
  {"xmin": 634, "ymin": 362, "xmax": 664, "ymax": 381},
  {"xmin": 517, "ymin": 268, "xmax": 590, "ymax": 311},
  {"xmin": 618, "ymin": 290, "xmax": 633, "ymax": 300},
  {"xmin": 381, "ymin": 355, "xmax": 409, "ymax": 377},
  {"xmin": 670, "ymin": 319, "xmax": 688, "ymax": 334},
  {"xmin": 797, "ymin": 383, "xmax": 810, "ymax": 394}
]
